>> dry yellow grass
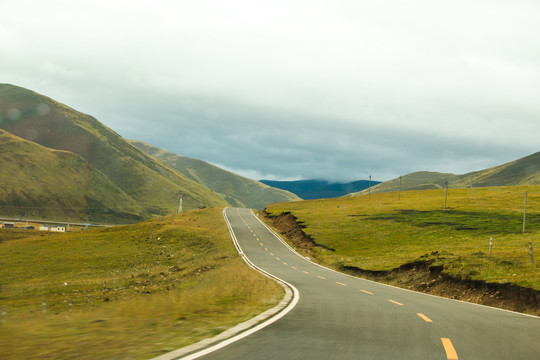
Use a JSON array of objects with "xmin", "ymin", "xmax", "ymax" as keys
[{"xmin": 0, "ymin": 208, "xmax": 283, "ymax": 359}]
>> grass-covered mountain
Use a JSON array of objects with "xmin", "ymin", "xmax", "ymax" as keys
[
  {"xmin": 129, "ymin": 140, "xmax": 300, "ymax": 209},
  {"xmin": 351, "ymin": 151, "xmax": 540, "ymax": 196},
  {"xmin": 0, "ymin": 84, "xmax": 227, "ymax": 222},
  {"xmin": 259, "ymin": 179, "xmax": 380, "ymax": 200},
  {"xmin": 0, "ymin": 129, "xmax": 143, "ymax": 222}
]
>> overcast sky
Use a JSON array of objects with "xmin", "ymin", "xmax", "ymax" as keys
[{"xmin": 1, "ymin": 0, "xmax": 539, "ymax": 181}]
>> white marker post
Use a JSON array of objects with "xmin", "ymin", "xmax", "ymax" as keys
[
  {"xmin": 178, "ymin": 196, "xmax": 183, "ymax": 214},
  {"xmin": 489, "ymin": 236, "xmax": 493, "ymax": 255}
]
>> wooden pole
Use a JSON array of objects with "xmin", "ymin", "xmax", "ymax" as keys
[
  {"xmin": 444, "ymin": 181, "xmax": 448, "ymax": 210},
  {"xmin": 398, "ymin": 176, "xmax": 402, "ymax": 201},
  {"xmin": 523, "ymin": 190, "xmax": 528, "ymax": 233}
]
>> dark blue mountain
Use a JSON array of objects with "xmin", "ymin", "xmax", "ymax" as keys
[{"xmin": 259, "ymin": 179, "xmax": 381, "ymax": 200}]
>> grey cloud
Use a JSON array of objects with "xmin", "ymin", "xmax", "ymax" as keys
[{"xmin": 1, "ymin": 1, "xmax": 539, "ymax": 182}]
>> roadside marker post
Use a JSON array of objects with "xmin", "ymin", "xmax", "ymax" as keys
[
  {"xmin": 530, "ymin": 242, "xmax": 534, "ymax": 264},
  {"xmin": 489, "ymin": 236, "xmax": 493, "ymax": 255}
]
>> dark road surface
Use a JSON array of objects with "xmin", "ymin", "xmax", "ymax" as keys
[{"xmin": 190, "ymin": 208, "xmax": 539, "ymax": 359}]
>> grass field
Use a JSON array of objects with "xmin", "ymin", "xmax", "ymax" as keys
[
  {"xmin": 266, "ymin": 185, "xmax": 540, "ymax": 290},
  {"xmin": 0, "ymin": 207, "xmax": 283, "ymax": 359}
]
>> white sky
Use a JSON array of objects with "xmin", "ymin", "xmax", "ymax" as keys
[{"xmin": 1, "ymin": 0, "xmax": 539, "ymax": 181}]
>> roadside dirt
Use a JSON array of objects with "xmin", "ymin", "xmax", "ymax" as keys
[{"xmin": 262, "ymin": 210, "xmax": 540, "ymax": 316}]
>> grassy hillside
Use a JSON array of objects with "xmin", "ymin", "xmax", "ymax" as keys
[
  {"xmin": 0, "ymin": 208, "xmax": 283, "ymax": 359},
  {"xmin": 129, "ymin": 140, "xmax": 300, "ymax": 209},
  {"xmin": 0, "ymin": 130, "xmax": 144, "ymax": 222},
  {"xmin": 351, "ymin": 151, "xmax": 540, "ymax": 195},
  {"xmin": 0, "ymin": 84, "xmax": 228, "ymax": 221},
  {"xmin": 266, "ymin": 186, "xmax": 539, "ymax": 291}
]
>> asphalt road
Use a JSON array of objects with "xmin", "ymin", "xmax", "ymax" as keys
[{"xmin": 194, "ymin": 208, "xmax": 539, "ymax": 359}]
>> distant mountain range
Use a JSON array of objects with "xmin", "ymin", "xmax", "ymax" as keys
[
  {"xmin": 350, "ymin": 151, "xmax": 540, "ymax": 196},
  {"xmin": 259, "ymin": 179, "xmax": 381, "ymax": 200},
  {"xmin": 0, "ymin": 84, "xmax": 297, "ymax": 223}
]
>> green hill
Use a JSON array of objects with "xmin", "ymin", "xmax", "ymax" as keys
[
  {"xmin": 351, "ymin": 151, "xmax": 540, "ymax": 196},
  {"xmin": 0, "ymin": 84, "xmax": 228, "ymax": 222},
  {"xmin": 0, "ymin": 129, "xmax": 144, "ymax": 222},
  {"xmin": 129, "ymin": 140, "xmax": 301, "ymax": 209}
]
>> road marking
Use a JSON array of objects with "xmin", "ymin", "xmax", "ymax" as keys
[
  {"xmin": 264, "ymin": 248, "xmax": 268, "ymax": 251},
  {"xmin": 441, "ymin": 338, "xmax": 458, "ymax": 360},
  {"xmin": 260, "ymin": 243, "xmax": 263, "ymax": 246},
  {"xmin": 283, "ymin": 262, "xmax": 288, "ymax": 265},
  {"xmin": 302, "ymin": 271, "xmax": 310, "ymax": 274},
  {"xmin": 253, "ymin": 233, "xmax": 257, "ymax": 237},
  {"xmin": 417, "ymin": 313, "xmax": 433, "ymax": 323},
  {"xmin": 388, "ymin": 300, "xmax": 404, "ymax": 306},
  {"xmin": 336, "ymin": 282, "xmax": 347, "ymax": 286},
  {"xmin": 270, "ymin": 252, "xmax": 274, "ymax": 256},
  {"xmin": 360, "ymin": 290, "xmax": 373, "ymax": 295},
  {"xmin": 317, "ymin": 276, "xmax": 326, "ymax": 280},
  {"xmin": 291, "ymin": 266, "xmax": 297, "ymax": 270},
  {"xmin": 276, "ymin": 257, "xmax": 280, "ymax": 261}
]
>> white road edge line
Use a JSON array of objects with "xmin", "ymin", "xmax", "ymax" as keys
[
  {"xmin": 251, "ymin": 209, "xmax": 540, "ymax": 319},
  {"xmin": 151, "ymin": 208, "xmax": 300, "ymax": 360}
]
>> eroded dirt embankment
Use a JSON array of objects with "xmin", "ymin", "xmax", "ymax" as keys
[{"xmin": 262, "ymin": 210, "xmax": 540, "ymax": 316}]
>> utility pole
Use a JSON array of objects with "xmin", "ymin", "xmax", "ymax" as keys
[
  {"xmin": 398, "ymin": 176, "xmax": 402, "ymax": 201},
  {"xmin": 444, "ymin": 180, "xmax": 448, "ymax": 210},
  {"xmin": 523, "ymin": 190, "xmax": 528, "ymax": 233}
]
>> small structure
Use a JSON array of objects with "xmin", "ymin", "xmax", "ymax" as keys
[
  {"xmin": 25, "ymin": 225, "xmax": 35, "ymax": 230},
  {"xmin": 39, "ymin": 225, "xmax": 66, "ymax": 233},
  {"xmin": 2, "ymin": 222, "xmax": 15, "ymax": 229}
]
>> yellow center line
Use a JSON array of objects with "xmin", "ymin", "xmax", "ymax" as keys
[
  {"xmin": 388, "ymin": 300, "xmax": 404, "ymax": 306},
  {"xmin": 302, "ymin": 271, "xmax": 310, "ymax": 274},
  {"xmin": 317, "ymin": 276, "xmax": 326, "ymax": 280},
  {"xmin": 253, "ymin": 233, "xmax": 257, "ymax": 237},
  {"xmin": 417, "ymin": 313, "xmax": 433, "ymax": 323},
  {"xmin": 270, "ymin": 252, "xmax": 274, "ymax": 256},
  {"xmin": 260, "ymin": 243, "xmax": 263, "ymax": 246},
  {"xmin": 276, "ymin": 257, "xmax": 280, "ymax": 261},
  {"xmin": 264, "ymin": 248, "xmax": 268, "ymax": 251},
  {"xmin": 283, "ymin": 261, "xmax": 288, "ymax": 265},
  {"xmin": 441, "ymin": 338, "xmax": 458, "ymax": 360},
  {"xmin": 360, "ymin": 289, "xmax": 373, "ymax": 295},
  {"xmin": 336, "ymin": 282, "xmax": 347, "ymax": 286},
  {"xmin": 291, "ymin": 266, "xmax": 297, "ymax": 270}
]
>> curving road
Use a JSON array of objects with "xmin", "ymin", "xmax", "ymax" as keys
[{"xmin": 186, "ymin": 208, "xmax": 540, "ymax": 359}]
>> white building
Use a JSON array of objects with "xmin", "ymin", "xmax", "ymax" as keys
[{"xmin": 39, "ymin": 225, "xmax": 66, "ymax": 233}]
